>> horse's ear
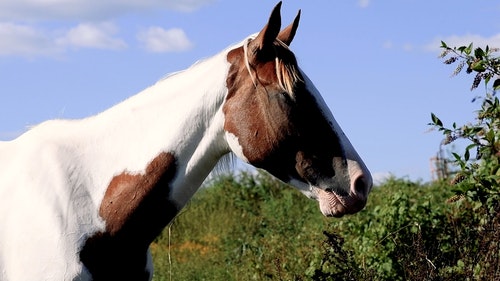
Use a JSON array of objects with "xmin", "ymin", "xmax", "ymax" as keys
[
  {"xmin": 248, "ymin": 2, "xmax": 282, "ymax": 58},
  {"xmin": 278, "ymin": 9, "xmax": 300, "ymax": 46}
]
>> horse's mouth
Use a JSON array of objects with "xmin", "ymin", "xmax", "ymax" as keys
[{"xmin": 313, "ymin": 187, "xmax": 367, "ymax": 217}]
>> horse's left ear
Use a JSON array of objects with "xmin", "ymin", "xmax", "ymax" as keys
[
  {"xmin": 248, "ymin": 2, "xmax": 282, "ymax": 57},
  {"xmin": 278, "ymin": 10, "xmax": 301, "ymax": 46}
]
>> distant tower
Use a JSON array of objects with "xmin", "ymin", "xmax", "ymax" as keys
[{"xmin": 430, "ymin": 144, "xmax": 451, "ymax": 181}]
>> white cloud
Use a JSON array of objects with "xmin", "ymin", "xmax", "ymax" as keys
[
  {"xmin": 0, "ymin": 22, "xmax": 127, "ymax": 57},
  {"xmin": 403, "ymin": 43, "xmax": 414, "ymax": 52},
  {"xmin": 56, "ymin": 22, "xmax": 126, "ymax": 50},
  {"xmin": 382, "ymin": 40, "xmax": 393, "ymax": 49},
  {"xmin": 358, "ymin": 0, "xmax": 371, "ymax": 8},
  {"xmin": 381, "ymin": 40, "xmax": 416, "ymax": 53},
  {"xmin": 137, "ymin": 27, "xmax": 193, "ymax": 53},
  {"xmin": 425, "ymin": 33, "xmax": 500, "ymax": 53},
  {"xmin": 0, "ymin": 0, "xmax": 210, "ymax": 58},
  {"xmin": 371, "ymin": 172, "xmax": 392, "ymax": 185},
  {"xmin": 0, "ymin": 0, "xmax": 215, "ymax": 21},
  {"xmin": 0, "ymin": 23, "xmax": 62, "ymax": 57}
]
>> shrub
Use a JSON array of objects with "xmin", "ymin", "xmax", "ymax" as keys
[
  {"xmin": 152, "ymin": 174, "xmax": 470, "ymax": 280},
  {"xmin": 429, "ymin": 41, "xmax": 500, "ymax": 279}
]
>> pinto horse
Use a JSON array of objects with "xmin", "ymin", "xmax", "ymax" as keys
[{"xmin": 0, "ymin": 2, "xmax": 372, "ymax": 280}]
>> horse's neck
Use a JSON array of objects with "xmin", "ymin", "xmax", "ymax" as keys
[{"xmin": 83, "ymin": 52, "xmax": 231, "ymax": 208}]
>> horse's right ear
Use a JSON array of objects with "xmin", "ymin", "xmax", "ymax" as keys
[
  {"xmin": 278, "ymin": 9, "xmax": 300, "ymax": 46},
  {"xmin": 247, "ymin": 2, "xmax": 282, "ymax": 60}
]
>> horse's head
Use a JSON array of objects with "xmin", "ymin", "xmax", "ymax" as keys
[{"xmin": 223, "ymin": 2, "xmax": 372, "ymax": 217}]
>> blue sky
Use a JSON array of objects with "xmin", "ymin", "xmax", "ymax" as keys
[{"xmin": 1, "ymin": 0, "xmax": 499, "ymax": 183}]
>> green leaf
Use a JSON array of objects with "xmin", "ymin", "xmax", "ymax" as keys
[
  {"xmin": 493, "ymin": 79, "xmax": 500, "ymax": 90},
  {"xmin": 486, "ymin": 129, "xmax": 495, "ymax": 143},
  {"xmin": 484, "ymin": 73, "xmax": 491, "ymax": 85},
  {"xmin": 464, "ymin": 148, "xmax": 470, "ymax": 161},
  {"xmin": 474, "ymin": 47, "xmax": 485, "ymax": 59},
  {"xmin": 471, "ymin": 61, "xmax": 486, "ymax": 72},
  {"xmin": 466, "ymin": 143, "xmax": 478, "ymax": 151},
  {"xmin": 471, "ymin": 126, "xmax": 483, "ymax": 134},
  {"xmin": 431, "ymin": 113, "xmax": 443, "ymax": 127},
  {"xmin": 464, "ymin": 43, "xmax": 473, "ymax": 55},
  {"xmin": 440, "ymin": 41, "xmax": 448, "ymax": 48}
]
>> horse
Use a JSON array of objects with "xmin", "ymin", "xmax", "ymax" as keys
[{"xmin": 0, "ymin": 2, "xmax": 372, "ymax": 280}]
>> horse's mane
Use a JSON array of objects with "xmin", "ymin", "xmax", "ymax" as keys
[
  {"xmin": 273, "ymin": 39, "xmax": 303, "ymax": 97},
  {"xmin": 212, "ymin": 153, "xmax": 236, "ymax": 175},
  {"xmin": 159, "ymin": 34, "xmax": 302, "ymax": 98}
]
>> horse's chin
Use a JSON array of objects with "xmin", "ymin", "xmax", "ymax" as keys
[{"xmin": 312, "ymin": 187, "xmax": 366, "ymax": 218}]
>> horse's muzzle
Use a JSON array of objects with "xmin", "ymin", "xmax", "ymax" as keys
[{"xmin": 314, "ymin": 175, "xmax": 371, "ymax": 217}]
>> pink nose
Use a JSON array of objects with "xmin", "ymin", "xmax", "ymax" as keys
[{"xmin": 316, "ymin": 173, "xmax": 372, "ymax": 218}]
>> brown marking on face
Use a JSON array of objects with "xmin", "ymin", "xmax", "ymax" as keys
[
  {"xmin": 80, "ymin": 152, "xmax": 178, "ymax": 281},
  {"xmin": 223, "ymin": 2, "xmax": 373, "ymax": 219},
  {"xmin": 223, "ymin": 43, "xmax": 344, "ymax": 184}
]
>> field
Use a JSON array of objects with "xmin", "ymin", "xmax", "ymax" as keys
[{"xmin": 150, "ymin": 171, "xmax": 499, "ymax": 280}]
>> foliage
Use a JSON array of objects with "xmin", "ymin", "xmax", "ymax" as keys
[
  {"xmin": 150, "ymin": 172, "xmax": 499, "ymax": 280},
  {"xmin": 439, "ymin": 41, "xmax": 500, "ymax": 92},
  {"xmin": 428, "ymin": 41, "xmax": 500, "ymax": 279},
  {"xmin": 324, "ymin": 177, "xmax": 454, "ymax": 281},
  {"xmin": 152, "ymin": 172, "xmax": 326, "ymax": 281},
  {"xmin": 431, "ymin": 41, "xmax": 500, "ymax": 220}
]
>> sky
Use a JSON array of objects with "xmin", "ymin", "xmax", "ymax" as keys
[{"xmin": 1, "ymin": 0, "xmax": 500, "ymax": 183}]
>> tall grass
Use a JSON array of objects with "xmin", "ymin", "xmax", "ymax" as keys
[{"xmin": 151, "ymin": 172, "xmax": 499, "ymax": 280}]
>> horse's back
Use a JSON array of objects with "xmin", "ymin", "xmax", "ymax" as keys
[{"xmin": 0, "ymin": 125, "xmax": 94, "ymax": 280}]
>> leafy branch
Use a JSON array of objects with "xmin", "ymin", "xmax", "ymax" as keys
[
  {"xmin": 439, "ymin": 41, "xmax": 500, "ymax": 91},
  {"xmin": 430, "ymin": 41, "xmax": 500, "ymax": 213}
]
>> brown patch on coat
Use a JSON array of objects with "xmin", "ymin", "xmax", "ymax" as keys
[
  {"xmin": 224, "ymin": 45, "xmax": 296, "ymax": 180},
  {"xmin": 80, "ymin": 152, "xmax": 178, "ymax": 281}
]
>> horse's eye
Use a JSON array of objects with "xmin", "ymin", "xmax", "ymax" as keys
[
  {"xmin": 280, "ymin": 91, "xmax": 294, "ymax": 100},
  {"xmin": 271, "ymin": 91, "xmax": 289, "ymax": 101}
]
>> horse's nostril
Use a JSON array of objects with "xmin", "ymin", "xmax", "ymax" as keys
[{"xmin": 352, "ymin": 176, "xmax": 369, "ymax": 199}]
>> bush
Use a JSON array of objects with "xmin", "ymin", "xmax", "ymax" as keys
[
  {"xmin": 429, "ymin": 41, "xmax": 500, "ymax": 279},
  {"xmin": 151, "ymin": 172, "xmax": 500, "ymax": 280},
  {"xmin": 152, "ymin": 172, "xmax": 326, "ymax": 280}
]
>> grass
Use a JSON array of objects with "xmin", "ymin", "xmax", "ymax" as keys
[{"xmin": 150, "ymin": 172, "xmax": 499, "ymax": 280}]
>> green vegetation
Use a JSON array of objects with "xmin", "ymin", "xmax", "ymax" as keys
[
  {"xmin": 151, "ymin": 172, "xmax": 497, "ymax": 280},
  {"xmin": 434, "ymin": 41, "xmax": 500, "ymax": 213},
  {"xmin": 150, "ymin": 41, "xmax": 499, "ymax": 280}
]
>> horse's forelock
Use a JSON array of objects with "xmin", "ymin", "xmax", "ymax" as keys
[{"xmin": 242, "ymin": 36, "xmax": 302, "ymax": 97}]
